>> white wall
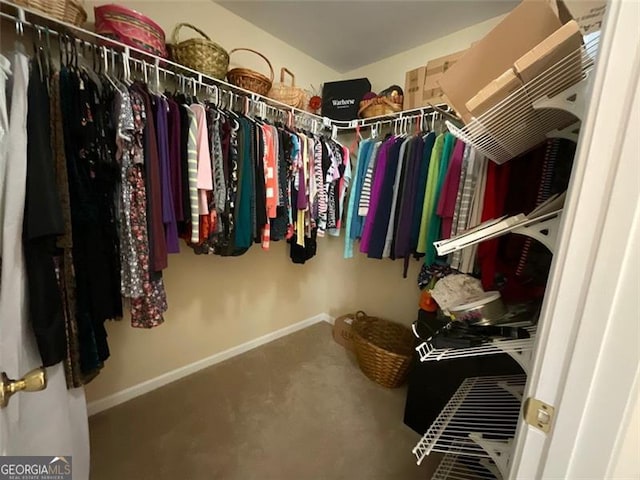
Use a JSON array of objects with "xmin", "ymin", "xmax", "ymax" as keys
[
  {"xmin": 342, "ymin": 15, "xmax": 505, "ymax": 93},
  {"xmin": 87, "ymin": 0, "xmax": 338, "ymax": 88},
  {"xmin": 84, "ymin": 0, "xmax": 342, "ymax": 404}
]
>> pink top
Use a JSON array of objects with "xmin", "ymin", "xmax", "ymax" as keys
[
  {"xmin": 261, "ymin": 125, "xmax": 278, "ymax": 219},
  {"xmin": 437, "ymin": 140, "xmax": 465, "ymax": 239},
  {"xmin": 191, "ymin": 104, "xmax": 212, "ymax": 215}
]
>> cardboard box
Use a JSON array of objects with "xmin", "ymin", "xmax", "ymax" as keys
[
  {"xmin": 514, "ymin": 20, "xmax": 583, "ymax": 84},
  {"xmin": 404, "ymin": 66, "xmax": 427, "ymax": 110},
  {"xmin": 404, "ymin": 49, "xmax": 467, "ymax": 110},
  {"xmin": 423, "ymin": 49, "xmax": 468, "ymax": 105},
  {"xmin": 438, "ymin": 0, "xmax": 563, "ymax": 123},
  {"xmin": 560, "ymin": 0, "xmax": 606, "ymax": 35},
  {"xmin": 466, "ymin": 68, "xmax": 523, "ymax": 118}
]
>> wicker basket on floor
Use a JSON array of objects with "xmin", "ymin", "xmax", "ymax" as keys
[
  {"xmin": 351, "ymin": 311, "xmax": 415, "ymax": 388},
  {"xmin": 14, "ymin": 0, "xmax": 87, "ymax": 25}
]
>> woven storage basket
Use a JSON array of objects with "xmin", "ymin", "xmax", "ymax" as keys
[
  {"xmin": 332, "ymin": 312, "xmax": 357, "ymax": 352},
  {"xmin": 168, "ymin": 23, "xmax": 229, "ymax": 80},
  {"xmin": 95, "ymin": 4, "xmax": 167, "ymax": 58},
  {"xmin": 268, "ymin": 68, "xmax": 307, "ymax": 109},
  {"xmin": 351, "ymin": 311, "xmax": 415, "ymax": 388},
  {"xmin": 14, "ymin": 0, "xmax": 86, "ymax": 25},
  {"xmin": 226, "ymin": 48, "xmax": 274, "ymax": 96},
  {"xmin": 358, "ymin": 96, "xmax": 404, "ymax": 119}
]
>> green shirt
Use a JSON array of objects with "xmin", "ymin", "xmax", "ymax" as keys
[
  {"xmin": 416, "ymin": 134, "xmax": 445, "ymax": 254},
  {"xmin": 424, "ymin": 133, "xmax": 456, "ymax": 265}
]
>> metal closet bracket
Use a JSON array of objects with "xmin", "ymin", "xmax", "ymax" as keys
[
  {"xmin": 468, "ymin": 433, "xmax": 513, "ymax": 479},
  {"xmin": 495, "ymin": 344, "xmax": 533, "ymax": 375},
  {"xmin": 498, "ymin": 381, "xmax": 525, "ymax": 402},
  {"xmin": 479, "ymin": 458, "xmax": 503, "ymax": 480},
  {"xmin": 512, "ymin": 214, "xmax": 561, "ymax": 253},
  {"xmin": 532, "ymin": 74, "xmax": 594, "ymax": 122},
  {"xmin": 547, "ymin": 120, "xmax": 582, "ymax": 142}
]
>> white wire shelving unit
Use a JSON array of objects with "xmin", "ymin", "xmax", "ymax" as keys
[
  {"xmin": 432, "ymin": 445, "xmax": 502, "ymax": 480},
  {"xmin": 446, "ymin": 36, "xmax": 600, "ymax": 164},
  {"xmin": 416, "ymin": 325, "xmax": 536, "ymax": 374},
  {"xmin": 413, "ymin": 374, "xmax": 526, "ymax": 478}
]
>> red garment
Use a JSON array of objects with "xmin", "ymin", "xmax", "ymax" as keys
[
  {"xmin": 478, "ymin": 161, "xmax": 511, "ymax": 289},
  {"xmin": 437, "ymin": 140, "xmax": 465, "ymax": 239}
]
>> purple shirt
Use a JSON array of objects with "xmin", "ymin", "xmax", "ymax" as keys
[
  {"xmin": 155, "ymin": 96, "xmax": 179, "ymax": 253},
  {"xmin": 360, "ymin": 138, "xmax": 394, "ymax": 253},
  {"xmin": 394, "ymin": 136, "xmax": 425, "ymax": 260},
  {"xmin": 166, "ymin": 98, "xmax": 184, "ymax": 222}
]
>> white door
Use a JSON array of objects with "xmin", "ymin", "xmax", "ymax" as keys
[
  {"xmin": 509, "ymin": 1, "xmax": 640, "ymax": 478},
  {"xmin": 0, "ymin": 50, "xmax": 90, "ymax": 478}
]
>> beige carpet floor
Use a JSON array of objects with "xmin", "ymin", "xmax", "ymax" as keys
[{"xmin": 89, "ymin": 322, "xmax": 439, "ymax": 480}]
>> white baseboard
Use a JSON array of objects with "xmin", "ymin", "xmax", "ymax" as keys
[{"xmin": 87, "ymin": 312, "xmax": 332, "ymax": 416}]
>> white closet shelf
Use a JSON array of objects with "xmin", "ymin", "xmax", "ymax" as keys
[
  {"xmin": 412, "ymin": 374, "xmax": 525, "ymax": 477},
  {"xmin": 435, "ymin": 192, "xmax": 566, "ymax": 256},
  {"xmin": 446, "ymin": 36, "xmax": 599, "ymax": 164},
  {"xmin": 431, "ymin": 446, "xmax": 500, "ymax": 480},
  {"xmin": 416, "ymin": 325, "xmax": 536, "ymax": 373},
  {"xmin": 0, "ymin": 1, "xmax": 449, "ymax": 132}
]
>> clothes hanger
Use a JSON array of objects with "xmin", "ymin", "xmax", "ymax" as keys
[
  {"xmin": 69, "ymin": 36, "xmax": 80, "ymax": 73},
  {"xmin": 13, "ymin": 10, "xmax": 27, "ymax": 54},
  {"xmin": 75, "ymin": 40, "xmax": 103, "ymax": 95},
  {"xmin": 57, "ymin": 34, "xmax": 66, "ymax": 70},
  {"xmin": 32, "ymin": 26, "xmax": 45, "ymax": 82},
  {"xmin": 228, "ymin": 92, "xmax": 241, "ymax": 118},
  {"xmin": 121, "ymin": 48, "xmax": 133, "ymax": 86},
  {"xmin": 99, "ymin": 46, "xmax": 123, "ymax": 94},
  {"xmin": 205, "ymin": 85, "xmax": 222, "ymax": 121}
]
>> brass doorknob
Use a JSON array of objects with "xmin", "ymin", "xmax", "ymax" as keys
[{"xmin": 0, "ymin": 367, "xmax": 47, "ymax": 408}]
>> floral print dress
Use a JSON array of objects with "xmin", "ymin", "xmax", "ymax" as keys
[{"xmin": 116, "ymin": 89, "xmax": 167, "ymax": 328}]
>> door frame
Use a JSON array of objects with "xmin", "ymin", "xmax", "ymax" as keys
[{"xmin": 509, "ymin": 0, "xmax": 640, "ymax": 478}]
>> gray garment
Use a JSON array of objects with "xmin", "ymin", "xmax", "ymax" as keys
[
  {"xmin": 211, "ymin": 117, "xmax": 226, "ymax": 216},
  {"xmin": 451, "ymin": 147, "xmax": 479, "ymax": 270},
  {"xmin": 449, "ymin": 144, "xmax": 471, "ymax": 267},
  {"xmin": 382, "ymin": 136, "xmax": 412, "ymax": 258},
  {"xmin": 460, "ymin": 153, "xmax": 488, "ymax": 273},
  {"xmin": 185, "ymin": 107, "xmax": 200, "ymax": 243}
]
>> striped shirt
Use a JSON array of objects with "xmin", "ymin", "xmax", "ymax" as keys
[
  {"xmin": 184, "ymin": 107, "xmax": 200, "ymax": 243},
  {"xmin": 358, "ymin": 141, "xmax": 381, "ymax": 216},
  {"xmin": 190, "ymin": 104, "xmax": 212, "ymax": 216}
]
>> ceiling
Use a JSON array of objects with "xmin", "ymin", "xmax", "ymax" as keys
[{"xmin": 216, "ymin": 1, "xmax": 517, "ymax": 73}]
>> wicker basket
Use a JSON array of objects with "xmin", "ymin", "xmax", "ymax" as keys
[
  {"xmin": 268, "ymin": 68, "xmax": 307, "ymax": 109},
  {"xmin": 226, "ymin": 48, "xmax": 274, "ymax": 96},
  {"xmin": 351, "ymin": 311, "xmax": 415, "ymax": 388},
  {"xmin": 14, "ymin": 0, "xmax": 86, "ymax": 25},
  {"xmin": 168, "ymin": 23, "xmax": 229, "ymax": 80},
  {"xmin": 95, "ymin": 4, "xmax": 167, "ymax": 58},
  {"xmin": 358, "ymin": 96, "xmax": 404, "ymax": 119},
  {"xmin": 332, "ymin": 312, "xmax": 357, "ymax": 352}
]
